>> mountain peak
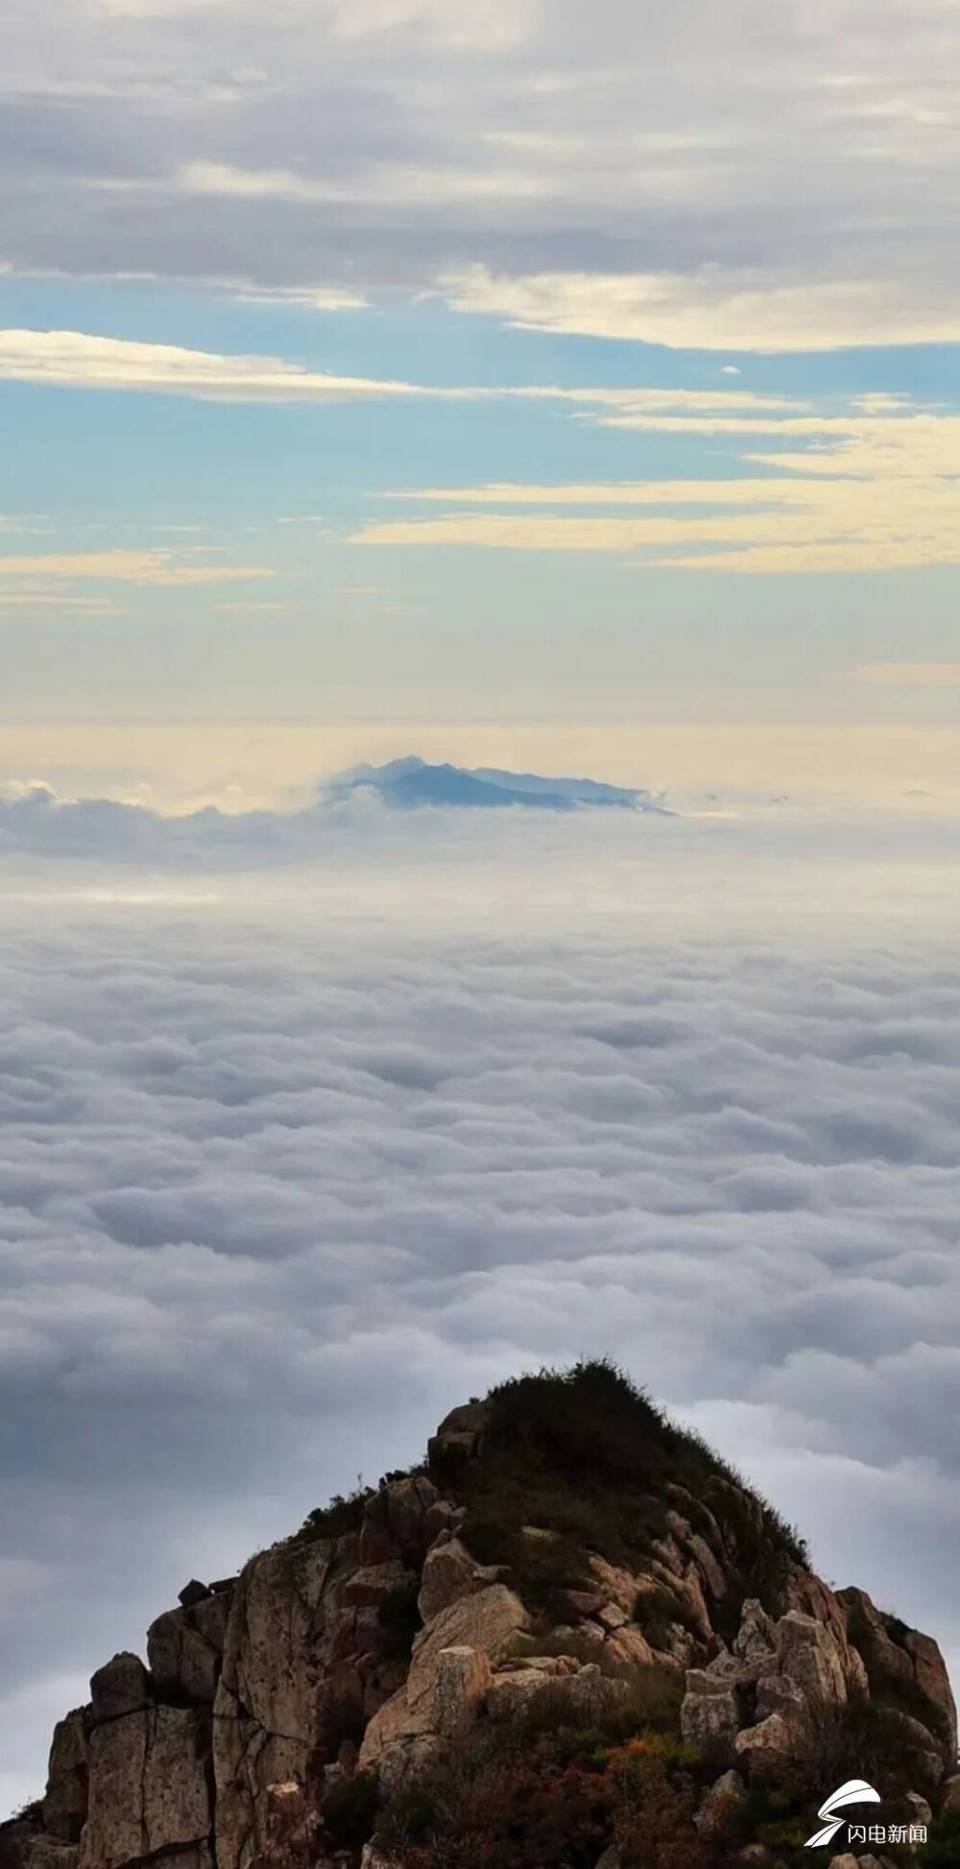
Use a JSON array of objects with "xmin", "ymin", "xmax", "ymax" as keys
[
  {"xmin": 326, "ymin": 758, "xmax": 667, "ymax": 813},
  {"xmin": 4, "ymin": 1361, "xmax": 956, "ymax": 1869}
]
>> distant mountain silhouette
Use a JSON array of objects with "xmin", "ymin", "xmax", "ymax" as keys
[{"xmin": 327, "ymin": 756, "xmax": 668, "ymax": 812}]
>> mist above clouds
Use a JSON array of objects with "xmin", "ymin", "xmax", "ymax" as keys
[{"xmin": 1, "ymin": 813, "xmax": 959, "ymax": 1810}]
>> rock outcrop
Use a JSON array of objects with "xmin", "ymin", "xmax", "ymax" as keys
[{"xmin": 4, "ymin": 1364, "xmax": 956, "ymax": 1869}]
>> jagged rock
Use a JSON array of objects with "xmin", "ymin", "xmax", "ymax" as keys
[
  {"xmin": 486, "ymin": 1663, "xmax": 623, "ymax": 1724},
  {"xmin": 148, "ymin": 1592, "xmax": 230, "ymax": 1704},
  {"xmin": 754, "ymin": 1672, "xmax": 805, "ymax": 1721},
  {"xmin": 358, "ymin": 1478, "xmax": 441, "ymax": 1567},
  {"xmin": 1, "ymin": 1831, "xmax": 81, "ymax": 1869},
  {"xmin": 873, "ymin": 1707, "xmax": 945, "ymax": 1787},
  {"xmin": 43, "ymin": 1711, "xmax": 89, "ymax": 1844},
  {"xmin": 427, "ymin": 1401, "xmax": 490, "ymax": 1469},
  {"xmin": 565, "ymin": 1589, "xmax": 607, "ymax": 1617},
  {"xmin": 825, "ymin": 1857, "xmax": 858, "ymax": 1869},
  {"xmin": 88, "ymin": 1656, "xmax": 150, "ymax": 1727},
  {"xmin": 178, "ymin": 1581, "xmax": 211, "ymax": 1610},
  {"xmin": 733, "ymin": 1712, "xmax": 794, "ymax": 1778},
  {"xmin": 605, "ymin": 1624, "xmax": 658, "ymax": 1671},
  {"xmin": 359, "ymin": 1636, "xmax": 496, "ymax": 1787},
  {"xmin": 593, "ymin": 1850, "xmax": 621, "ymax": 1869},
  {"xmin": 735, "ymin": 1847, "xmax": 770, "ymax": 1867},
  {"xmin": 417, "ymin": 1537, "xmax": 500, "ymax": 1621},
  {"xmin": 496, "ymin": 1654, "xmax": 579, "ymax": 1677},
  {"xmin": 411, "ymin": 1583, "xmax": 529, "ymax": 1691},
  {"xmin": 586, "ymin": 1555, "xmax": 652, "ymax": 1619},
  {"xmin": 689, "ymin": 1534, "xmax": 728, "ymax": 1601},
  {"xmin": 250, "ymin": 1780, "xmax": 321, "ymax": 1869},
  {"xmin": 79, "ymin": 1706, "xmax": 211, "ymax": 1869},
  {"xmin": 213, "ymin": 1534, "xmax": 348, "ymax": 1869},
  {"xmin": 905, "ymin": 1790, "xmax": 933, "ymax": 1827},
  {"xmin": 359, "ymin": 1585, "xmax": 526, "ymax": 1785},
  {"xmin": 703, "ymin": 1649, "xmax": 744, "ymax": 1680},
  {"xmin": 432, "ymin": 1646, "xmax": 494, "ymax": 1736},
  {"xmin": 342, "ymin": 1561, "xmax": 417, "ymax": 1609},
  {"xmin": 774, "ymin": 1611, "xmax": 847, "ymax": 1707},
  {"xmin": 733, "ymin": 1600, "xmax": 776, "ymax": 1666},
  {"xmin": 694, "ymin": 1768, "xmax": 745, "ymax": 1839},
  {"xmin": 680, "ymin": 1672, "xmax": 741, "ymax": 1751},
  {"xmin": 485, "ymin": 1674, "xmax": 552, "ymax": 1712},
  {"xmin": 839, "ymin": 1587, "xmax": 957, "ymax": 1762}
]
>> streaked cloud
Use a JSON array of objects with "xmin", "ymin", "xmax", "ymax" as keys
[
  {"xmin": 352, "ymin": 401, "xmax": 960, "ymax": 573},
  {"xmin": 173, "ymin": 159, "xmax": 553, "ymax": 205},
  {"xmin": 0, "ymin": 549, "xmax": 272, "ymax": 584},
  {"xmin": 0, "ymin": 330, "xmax": 488, "ymax": 403}
]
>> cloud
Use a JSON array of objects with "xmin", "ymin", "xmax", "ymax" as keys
[
  {"xmin": 173, "ymin": 159, "xmax": 553, "ymax": 205},
  {"xmin": 1, "ymin": 816, "xmax": 960, "ymax": 1813},
  {"xmin": 0, "ymin": 330, "xmax": 492, "ymax": 403},
  {"xmin": 3, "ymin": 1, "xmax": 960, "ymax": 347},
  {"xmin": 0, "ymin": 549, "xmax": 272, "ymax": 585},
  {"xmin": 436, "ymin": 265, "xmax": 960, "ymax": 352},
  {"xmin": 350, "ymin": 400, "xmax": 960, "ymax": 572}
]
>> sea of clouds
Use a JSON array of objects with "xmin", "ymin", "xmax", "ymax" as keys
[{"xmin": 2, "ymin": 807, "xmax": 959, "ymax": 1814}]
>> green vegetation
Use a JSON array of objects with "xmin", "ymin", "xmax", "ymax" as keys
[
  {"xmin": 444, "ymin": 1359, "xmax": 807, "ymax": 1628},
  {"xmin": 923, "ymin": 1807, "xmax": 960, "ymax": 1867},
  {"xmin": 291, "ymin": 1484, "xmax": 375, "ymax": 1543}
]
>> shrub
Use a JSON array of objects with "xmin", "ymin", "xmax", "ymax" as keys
[
  {"xmin": 291, "ymin": 1484, "xmax": 374, "ymax": 1543},
  {"xmin": 790, "ymin": 1692, "xmax": 928, "ymax": 1803},
  {"xmin": 376, "ymin": 1709, "xmax": 709, "ymax": 1869},
  {"xmin": 321, "ymin": 1770, "xmax": 380, "ymax": 1850},
  {"xmin": 924, "ymin": 1807, "xmax": 960, "ymax": 1867},
  {"xmin": 454, "ymin": 1360, "xmax": 808, "ymax": 1627}
]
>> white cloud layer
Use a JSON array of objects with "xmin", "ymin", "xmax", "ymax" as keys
[{"xmin": 1, "ymin": 816, "xmax": 959, "ymax": 1812}]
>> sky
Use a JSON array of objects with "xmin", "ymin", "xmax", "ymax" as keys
[
  {"xmin": 3, "ymin": 0, "xmax": 960, "ymax": 1822},
  {"xmin": 1, "ymin": 0, "xmax": 960, "ymax": 808}
]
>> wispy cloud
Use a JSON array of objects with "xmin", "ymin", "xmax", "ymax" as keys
[
  {"xmin": 350, "ymin": 401, "xmax": 960, "ymax": 573},
  {"xmin": 0, "ymin": 550, "xmax": 273, "ymax": 585},
  {"xmin": 172, "ymin": 159, "xmax": 553, "ymax": 205},
  {"xmin": 0, "ymin": 330, "xmax": 491, "ymax": 403}
]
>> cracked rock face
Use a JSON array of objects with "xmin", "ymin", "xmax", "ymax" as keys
[
  {"xmin": 80, "ymin": 1707, "xmax": 211, "ymax": 1869},
  {"xmin": 148, "ymin": 1595, "xmax": 231, "ymax": 1707},
  {"xmin": 212, "ymin": 1536, "xmax": 346, "ymax": 1869},
  {"xmin": 43, "ymin": 1713, "xmax": 89, "ymax": 1846}
]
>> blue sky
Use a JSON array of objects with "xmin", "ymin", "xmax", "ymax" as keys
[{"xmin": 2, "ymin": 0, "xmax": 960, "ymax": 805}]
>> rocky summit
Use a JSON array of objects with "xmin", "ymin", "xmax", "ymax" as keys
[{"xmin": 2, "ymin": 1362, "xmax": 958, "ymax": 1869}]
